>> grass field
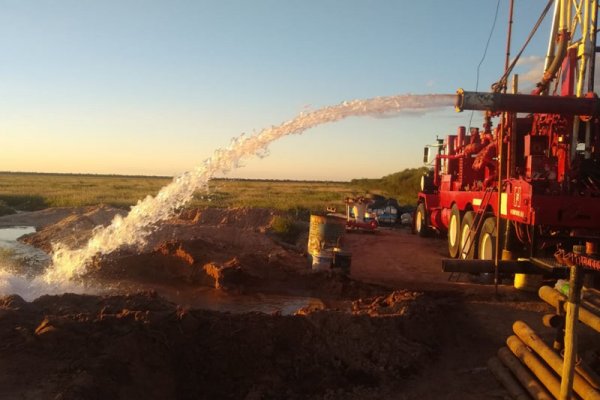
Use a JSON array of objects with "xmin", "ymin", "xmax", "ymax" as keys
[{"xmin": 0, "ymin": 172, "xmax": 364, "ymax": 214}]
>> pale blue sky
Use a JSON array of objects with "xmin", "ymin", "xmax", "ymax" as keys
[{"xmin": 0, "ymin": 1, "xmax": 552, "ymax": 180}]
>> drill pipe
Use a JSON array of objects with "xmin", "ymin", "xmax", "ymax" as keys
[
  {"xmin": 497, "ymin": 347, "xmax": 553, "ymax": 400},
  {"xmin": 488, "ymin": 356, "xmax": 532, "ymax": 400},
  {"xmin": 455, "ymin": 89, "xmax": 600, "ymax": 116},
  {"xmin": 539, "ymin": 286, "xmax": 600, "ymax": 333},
  {"xmin": 513, "ymin": 320, "xmax": 600, "ymax": 399},
  {"xmin": 507, "ymin": 335, "xmax": 575, "ymax": 400}
]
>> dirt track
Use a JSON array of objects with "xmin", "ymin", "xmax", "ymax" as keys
[{"xmin": 0, "ymin": 207, "xmax": 597, "ymax": 399}]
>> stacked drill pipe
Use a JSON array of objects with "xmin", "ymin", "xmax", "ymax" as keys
[
  {"xmin": 489, "ymin": 348, "xmax": 552, "ymax": 400},
  {"xmin": 538, "ymin": 286, "xmax": 600, "ymax": 335},
  {"xmin": 492, "ymin": 323, "xmax": 600, "ymax": 399},
  {"xmin": 505, "ymin": 334, "xmax": 571, "ymax": 399},
  {"xmin": 512, "ymin": 321, "xmax": 600, "ymax": 399},
  {"xmin": 488, "ymin": 286, "xmax": 600, "ymax": 400},
  {"xmin": 490, "ymin": 286, "xmax": 600, "ymax": 399},
  {"xmin": 583, "ymin": 288, "xmax": 600, "ymax": 320},
  {"xmin": 488, "ymin": 355, "xmax": 535, "ymax": 400}
]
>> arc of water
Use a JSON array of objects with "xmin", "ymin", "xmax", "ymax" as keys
[{"xmin": 46, "ymin": 94, "xmax": 454, "ymax": 282}]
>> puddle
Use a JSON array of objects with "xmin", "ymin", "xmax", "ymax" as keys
[
  {"xmin": 103, "ymin": 279, "xmax": 324, "ymax": 315},
  {"xmin": 0, "ymin": 226, "xmax": 50, "ymax": 278},
  {"xmin": 165, "ymin": 288, "xmax": 324, "ymax": 315},
  {"xmin": 0, "ymin": 226, "xmax": 323, "ymax": 314},
  {"xmin": 0, "ymin": 226, "xmax": 36, "ymax": 242}
]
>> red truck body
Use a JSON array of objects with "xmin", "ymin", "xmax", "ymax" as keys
[{"xmin": 415, "ymin": 10, "xmax": 600, "ymax": 271}]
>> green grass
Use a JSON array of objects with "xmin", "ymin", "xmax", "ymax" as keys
[
  {"xmin": 192, "ymin": 179, "xmax": 355, "ymax": 212},
  {"xmin": 351, "ymin": 167, "xmax": 427, "ymax": 205},
  {"xmin": 0, "ymin": 172, "xmax": 360, "ymax": 213},
  {"xmin": 0, "ymin": 172, "xmax": 171, "ymax": 210},
  {"xmin": 0, "ymin": 200, "xmax": 16, "ymax": 216},
  {"xmin": 270, "ymin": 215, "xmax": 304, "ymax": 243},
  {"xmin": 0, "ymin": 171, "xmax": 421, "ymax": 214}
]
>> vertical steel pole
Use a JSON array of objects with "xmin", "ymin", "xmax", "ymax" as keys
[
  {"xmin": 504, "ymin": 0, "xmax": 514, "ymax": 91},
  {"xmin": 495, "ymin": 0, "xmax": 515, "ymax": 294},
  {"xmin": 545, "ymin": 1, "xmax": 561, "ymax": 72},
  {"xmin": 559, "ymin": 245, "xmax": 585, "ymax": 400},
  {"xmin": 589, "ymin": 0, "xmax": 598, "ymax": 92},
  {"xmin": 585, "ymin": 0, "xmax": 598, "ymax": 158},
  {"xmin": 576, "ymin": 0, "xmax": 590, "ymax": 98}
]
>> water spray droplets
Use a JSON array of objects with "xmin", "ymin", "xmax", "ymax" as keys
[{"xmin": 44, "ymin": 93, "xmax": 454, "ymax": 283}]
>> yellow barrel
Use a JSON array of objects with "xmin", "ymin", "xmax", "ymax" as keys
[
  {"xmin": 307, "ymin": 215, "xmax": 346, "ymax": 256},
  {"xmin": 514, "ymin": 273, "xmax": 543, "ymax": 292}
]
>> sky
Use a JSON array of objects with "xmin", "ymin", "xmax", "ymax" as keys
[{"xmin": 0, "ymin": 1, "xmax": 555, "ymax": 180}]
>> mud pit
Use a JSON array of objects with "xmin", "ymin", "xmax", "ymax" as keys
[{"xmin": 0, "ymin": 206, "xmax": 592, "ymax": 399}]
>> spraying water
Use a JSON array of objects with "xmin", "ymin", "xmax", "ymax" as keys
[{"xmin": 44, "ymin": 94, "xmax": 454, "ymax": 283}]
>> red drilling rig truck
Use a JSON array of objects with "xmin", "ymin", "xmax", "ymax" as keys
[{"xmin": 415, "ymin": 0, "xmax": 600, "ymax": 280}]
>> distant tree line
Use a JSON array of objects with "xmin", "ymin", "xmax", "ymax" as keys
[{"xmin": 350, "ymin": 167, "xmax": 428, "ymax": 206}]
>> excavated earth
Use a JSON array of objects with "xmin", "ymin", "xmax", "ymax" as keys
[{"xmin": 0, "ymin": 206, "xmax": 598, "ymax": 399}]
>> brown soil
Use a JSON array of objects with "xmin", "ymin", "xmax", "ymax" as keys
[{"xmin": 0, "ymin": 207, "xmax": 598, "ymax": 399}]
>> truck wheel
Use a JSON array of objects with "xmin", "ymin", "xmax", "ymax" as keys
[
  {"xmin": 459, "ymin": 211, "xmax": 476, "ymax": 259},
  {"xmin": 414, "ymin": 203, "xmax": 430, "ymax": 237},
  {"xmin": 448, "ymin": 204, "xmax": 461, "ymax": 258},
  {"xmin": 478, "ymin": 216, "xmax": 497, "ymax": 260}
]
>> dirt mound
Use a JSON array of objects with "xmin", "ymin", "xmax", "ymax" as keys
[
  {"xmin": 86, "ymin": 236, "xmax": 384, "ymax": 301},
  {"xmin": 19, "ymin": 206, "xmax": 281, "ymax": 254},
  {"xmin": 0, "ymin": 291, "xmax": 437, "ymax": 400},
  {"xmin": 14, "ymin": 205, "xmax": 386, "ymax": 302},
  {"xmin": 3, "ymin": 206, "xmax": 576, "ymax": 399},
  {"xmin": 179, "ymin": 207, "xmax": 279, "ymax": 231},
  {"xmin": 352, "ymin": 290, "xmax": 435, "ymax": 316},
  {"xmin": 0, "ymin": 207, "xmax": 83, "ymax": 229},
  {"xmin": 20, "ymin": 205, "xmax": 126, "ymax": 252}
]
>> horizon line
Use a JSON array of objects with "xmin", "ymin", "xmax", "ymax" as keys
[{"xmin": 0, "ymin": 170, "xmax": 355, "ymax": 184}]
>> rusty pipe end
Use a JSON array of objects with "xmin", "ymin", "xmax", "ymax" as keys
[{"xmin": 455, "ymin": 88, "xmax": 465, "ymax": 113}]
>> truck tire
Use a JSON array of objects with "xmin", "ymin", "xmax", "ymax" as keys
[
  {"xmin": 478, "ymin": 215, "xmax": 497, "ymax": 260},
  {"xmin": 459, "ymin": 211, "xmax": 476, "ymax": 259},
  {"xmin": 414, "ymin": 203, "xmax": 430, "ymax": 237},
  {"xmin": 448, "ymin": 204, "xmax": 461, "ymax": 258}
]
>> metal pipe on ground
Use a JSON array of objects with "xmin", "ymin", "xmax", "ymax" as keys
[
  {"xmin": 586, "ymin": 287, "xmax": 600, "ymax": 300},
  {"xmin": 541, "ymin": 313, "xmax": 600, "ymax": 391},
  {"xmin": 542, "ymin": 314, "xmax": 564, "ymax": 352},
  {"xmin": 584, "ymin": 288, "xmax": 600, "ymax": 311},
  {"xmin": 497, "ymin": 347, "xmax": 553, "ymax": 400},
  {"xmin": 539, "ymin": 286, "xmax": 600, "ymax": 334},
  {"xmin": 488, "ymin": 356, "xmax": 532, "ymax": 400},
  {"xmin": 542, "ymin": 314, "xmax": 562, "ymax": 329},
  {"xmin": 578, "ymin": 363, "xmax": 600, "ymax": 391},
  {"xmin": 582, "ymin": 297, "xmax": 600, "ymax": 317},
  {"xmin": 513, "ymin": 321, "xmax": 600, "ymax": 399},
  {"xmin": 507, "ymin": 335, "xmax": 575, "ymax": 400},
  {"xmin": 583, "ymin": 292, "xmax": 600, "ymax": 317}
]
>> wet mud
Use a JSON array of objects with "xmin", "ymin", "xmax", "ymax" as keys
[{"xmin": 0, "ymin": 206, "xmax": 597, "ymax": 399}]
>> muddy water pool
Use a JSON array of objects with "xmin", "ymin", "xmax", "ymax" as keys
[
  {"xmin": 106, "ymin": 280, "xmax": 325, "ymax": 315},
  {"xmin": 0, "ymin": 226, "xmax": 322, "ymax": 314},
  {"xmin": 0, "ymin": 226, "xmax": 50, "ymax": 276}
]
